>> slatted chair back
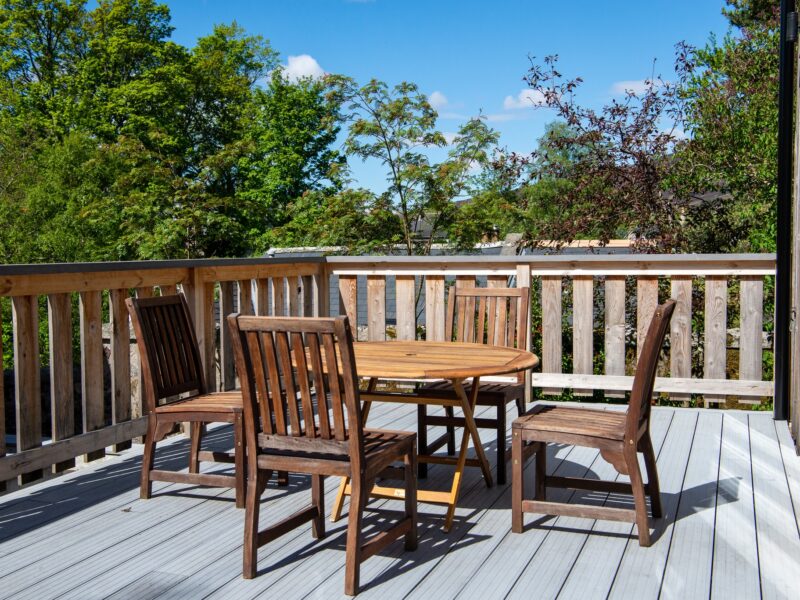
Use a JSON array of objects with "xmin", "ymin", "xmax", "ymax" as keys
[
  {"xmin": 445, "ymin": 286, "xmax": 530, "ymax": 382},
  {"xmin": 625, "ymin": 299, "xmax": 676, "ymax": 441},
  {"xmin": 126, "ymin": 294, "xmax": 207, "ymax": 413},
  {"xmin": 227, "ymin": 314, "xmax": 364, "ymax": 462}
]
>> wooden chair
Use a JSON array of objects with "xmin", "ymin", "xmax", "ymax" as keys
[
  {"xmin": 126, "ymin": 294, "xmax": 244, "ymax": 507},
  {"xmin": 418, "ymin": 286, "xmax": 530, "ymax": 484},
  {"xmin": 511, "ymin": 299, "xmax": 675, "ymax": 547},
  {"xmin": 227, "ymin": 314, "xmax": 417, "ymax": 596}
]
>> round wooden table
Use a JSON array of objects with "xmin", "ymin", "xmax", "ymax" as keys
[{"xmin": 331, "ymin": 340, "xmax": 539, "ymax": 531}]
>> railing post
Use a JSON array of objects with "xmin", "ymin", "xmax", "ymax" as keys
[
  {"xmin": 184, "ymin": 267, "xmax": 216, "ymax": 392},
  {"xmin": 314, "ymin": 262, "xmax": 330, "ymax": 317},
  {"xmin": 79, "ymin": 290, "xmax": 105, "ymax": 462},
  {"xmin": 109, "ymin": 289, "xmax": 132, "ymax": 451}
]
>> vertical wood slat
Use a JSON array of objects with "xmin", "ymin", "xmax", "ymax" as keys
[
  {"xmin": 604, "ymin": 276, "xmax": 626, "ymax": 398},
  {"xmin": 135, "ymin": 286, "xmax": 155, "ymax": 299},
  {"xmin": 219, "ymin": 281, "xmax": 236, "ymax": 391},
  {"xmin": 739, "ymin": 276, "xmax": 764, "ymax": 405},
  {"xmin": 367, "ymin": 276, "xmax": 386, "ymax": 341},
  {"xmin": 255, "ymin": 279, "xmax": 269, "ymax": 316},
  {"xmin": 541, "ymin": 276, "xmax": 562, "ymax": 395},
  {"xmin": 515, "ymin": 265, "xmax": 532, "ymax": 405},
  {"xmin": 132, "ymin": 287, "xmax": 153, "ymax": 433},
  {"xmin": 425, "ymin": 275, "xmax": 446, "ymax": 341},
  {"xmin": 704, "ymin": 276, "xmax": 728, "ymax": 406},
  {"xmin": 637, "ymin": 276, "xmax": 659, "ymax": 362},
  {"xmin": 109, "ymin": 289, "xmax": 132, "ymax": 451},
  {"xmin": 48, "ymin": 293, "xmax": 75, "ymax": 472},
  {"xmin": 183, "ymin": 274, "xmax": 215, "ymax": 393},
  {"xmin": 79, "ymin": 290, "xmax": 105, "ymax": 462},
  {"xmin": 158, "ymin": 284, "xmax": 178, "ymax": 296},
  {"xmin": 288, "ymin": 276, "xmax": 301, "ymax": 317},
  {"xmin": 455, "ymin": 276, "xmax": 476, "ymax": 343},
  {"xmin": 395, "ymin": 275, "xmax": 416, "ymax": 340},
  {"xmin": 670, "ymin": 276, "xmax": 693, "ymax": 405},
  {"xmin": 238, "ymin": 280, "xmax": 254, "ymax": 315},
  {"xmin": 338, "ymin": 275, "xmax": 358, "ymax": 339},
  {"xmin": 13, "ymin": 295, "xmax": 42, "ymax": 483},
  {"xmin": 488, "ymin": 276, "xmax": 508, "ymax": 345},
  {"xmin": 271, "ymin": 277, "xmax": 286, "ymax": 317},
  {"xmin": 572, "ymin": 276, "xmax": 593, "ymax": 396},
  {"xmin": 314, "ymin": 265, "xmax": 330, "ymax": 317},
  {"xmin": 302, "ymin": 275, "xmax": 314, "ymax": 317}
]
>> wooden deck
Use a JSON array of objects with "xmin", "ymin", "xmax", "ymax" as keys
[{"xmin": 1, "ymin": 403, "xmax": 799, "ymax": 599}]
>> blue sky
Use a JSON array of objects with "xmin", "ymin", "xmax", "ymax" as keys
[{"xmin": 163, "ymin": 0, "xmax": 731, "ymax": 191}]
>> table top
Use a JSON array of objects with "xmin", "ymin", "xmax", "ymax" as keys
[{"xmin": 352, "ymin": 341, "xmax": 539, "ymax": 380}]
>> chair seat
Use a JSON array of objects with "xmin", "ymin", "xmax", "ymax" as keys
[
  {"xmin": 419, "ymin": 380, "xmax": 523, "ymax": 404},
  {"xmin": 155, "ymin": 391, "xmax": 243, "ymax": 414},
  {"xmin": 513, "ymin": 404, "xmax": 626, "ymax": 440},
  {"xmin": 259, "ymin": 428, "xmax": 415, "ymax": 461}
]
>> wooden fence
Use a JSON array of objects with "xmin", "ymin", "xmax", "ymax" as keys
[{"xmin": 0, "ymin": 253, "xmax": 777, "ymax": 487}]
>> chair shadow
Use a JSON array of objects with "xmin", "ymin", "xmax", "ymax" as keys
[{"xmin": 0, "ymin": 425, "xmax": 245, "ymax": 541}]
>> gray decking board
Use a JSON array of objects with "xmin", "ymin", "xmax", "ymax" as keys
[
  {"xmin": 710, "ymin": 413, "xmax": 762, "ymax": 599},
  {"xmin": 658, "ymin": 411, "xmax": 723, "ymax": 600},
  {"xmin": 748, "ymin": 413, "xmax": 800, "ymax": 598},
  {"xmin": 1, "ymin": 408, "xmax": 799, "ymax": 600},
  {"xmin": 551, "ymin": 409, "xmax": 678, "ymax": 600},
  {"xmin": 605, "ymin": 409, "xmax": 698, "ymax": 599}
]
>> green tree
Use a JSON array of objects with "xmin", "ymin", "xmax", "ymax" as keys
[
  {"xmin": 672, "ymin": 0, "xmax": 778, "ymax": 252},
  {"xmin": 240, "ymin": 70, "xmax": 345, "ymax": 245},
  {"xmin": 335, "ymin": 77, "xmax": 499, "ymax": 255}
]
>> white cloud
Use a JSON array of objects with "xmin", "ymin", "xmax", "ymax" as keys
[
  {"xmin": 503, "ymin": 89, "xmax": 546, "ymax": 110},
  {"xmin": 485, "ymin": 112, "xmax": 530, "ymax": 123},
  {"xmin": 282, "ymin": 54, "xmax": 325, "ymax": 82},
  {"xmin": 428, "ymin": 91, "xmax": 448, "ymax": 110},
  {"xmin": 611, "ymin": 79, "xmax": 654, "ymax": 95}
]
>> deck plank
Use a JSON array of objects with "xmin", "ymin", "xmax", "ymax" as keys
[
  {"xmin": 550, "ymin": 409, "xmax": 676, "ymax": 600},
  {"xmin": 709, "ymin": 413, "xmax": 761, "ymax": 599},
  {"xmin": 748, "ymin": 413, "xmax": 800, "ymax": 598},
  {"xmin": 605, "ymin": 410, "xmax": 698, "ymax": 599},
  {"xmin": 1, "ymin": 406, "xmax": 799, "ymax": 600},
  {"xmin": 659, "ymin": 411, "xmax": 723, "ymax": 599}
]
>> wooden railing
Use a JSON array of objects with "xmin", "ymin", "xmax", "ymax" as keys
[{"xmin": 0, "ymin": 253, "xmax": 776, "ymax": 487}]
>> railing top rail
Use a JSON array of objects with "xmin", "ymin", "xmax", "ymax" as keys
[{"xmin": 0, "ymin": 255, "xmax": 324, "ymax": 277}]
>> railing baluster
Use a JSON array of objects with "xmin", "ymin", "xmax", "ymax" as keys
[
  {"xmin": 302, "ymin": 275, "xmax": 314, "ymax": 317},
  {"xmin": 271, "ymin": 277, "xmax": 286, "ymax": 316},
  {"xmin": 109, "ymin": 289, "xmax": 132, "ymax": 450},
  {"xmin": 79, "ymin": 290, "xmax": 105, "ymax": 462},
  {"xmin": 425, "ymin": 275, "xmax": 445, "ymax": 341},
  {"xmin": 288, "ymin": 275, "xmax": 301, "ymax": 316},
  {"xmin": 13, "ymin": 295, "xmax": 41, "ymax": 483},
  {"xmin": 0, "ymin": 299, "xmax": 5, "ymax": 491},
  {"xmin": 395, "ymin": 275, "xmax": 416, "ymax": 340},
  {"xmin": 604, "ymin": 276, "xmax": 626, "ymax": 398},
  {"xmin": 456, "ymin": 276, "xmax": 477, "ymax": 342},
  {"xmin": 219, "ymin": 281, "xmax": 236, "ymax": 391},
  {"xmin": 739, "ymin": 276, "xmax": 764, "ymax": 405},
  {"xmin": 704, "ymin": 276, "xmax": 728, "ymax": 406},
  {"xmin": 48, "ymin": 293, "xmax": 75, "ymax": 471},
  {"xmin": 572, "ymin": 276, "xmax": 593, "ymax": 396},
  {"xmin": 338, "ymin": 275, "xmax": 358, "ymax": 338},
  {"xmin": 238, "ymin": 279, "xmax": 254, "ymax": 315},
  {"xmin": 367, "ymin": 275, "xmax": 386, "ymax": 341},
  {"xmin": 541, "ymin": 276, "xmax": 562, "ymax": 395},
  {"xmin": 670, "ymin": 276, "xmax": 693, "ymax": 405},
  {"xmin": 637, "ymin": 276, "xmax": 659, "ymax": 362},
  {"xmin": 256, "ymin": 279, "xmax": 269, "ymax": 315}
]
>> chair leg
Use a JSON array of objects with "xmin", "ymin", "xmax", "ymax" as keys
[
  {"xmin": 344, "ymin": 479, "xmax": 366, "ymax": 596},
  {"xmin": 140, "ymin": 417, "xmax": 157, "ymax": 500},
  {"xmin": 445, "ymin": 406, "xmax": 456, "ymax": 455},
  {"xmin": 242, "ymin": 470, "xmax": 265, "ymax": 579},
  {"xmin": 640, "ymin": 434, "xmax": 662, "ymax": 518},
  {"xmin": 496, "ymin": 401, "xmax": 507, "ymax": 485},
  {"xmin": 515, "ymin": 396, "xmax": 525, "ymax": 416},
  {"xmin": 535, "ymin": 442, "xmax": 547, "ymax": 500},
  {"xmin": 311, "ymin": 474, "xmax": 326, "ymax": 539},
  {"xmin": 233, "ymin": 414, "xmax": 245, "ymax": 509},
  {"xmin": 404, "ymin": 446, "xmax": 418, "ymax": 551},
  {"xmin": 189, "ymin": 422, "xmax": 203, "ymax": 474},
  {"xmin": 417, "ymin": 404, "xmax": 428, "ymax": 479},
  {"xmin": 511, "ymin": 429, "xmax": 524, "ymax": 533},
  {"xmin": 626, "ymin": 450, "xmax": 652, "ymax": 547}
]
